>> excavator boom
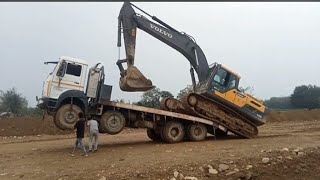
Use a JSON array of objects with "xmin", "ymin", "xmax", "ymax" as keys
[{"xmin": 117, "ymin": 2, "xmax": 210, "ymax": 92}]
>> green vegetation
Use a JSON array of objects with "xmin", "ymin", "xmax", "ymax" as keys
[
  {"xmin": 0, "ymin": 88, "xmax": 43, "ymax": 117},
  {"xmin": 264, "ymin": 85, "xmax": 320, "ymax": 110},
  {"xmin": 176, "ymin": 85, "xmax": 193, "ymax": 100},
  {"xmin": 291, "ymin": 85, "xmax": 320, "ymax": 110},
  {"xmin": 134, "ymin": 87, "xmax": 174, "ymax": 108}
]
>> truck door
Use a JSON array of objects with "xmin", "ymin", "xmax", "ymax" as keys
[
  {"xmin": 60, "ymin": 61, "xmax": 83, "ymax": 90},
  {"xmin": 50, "ymin": 61, "xmax": 85, "ymax": 98}
]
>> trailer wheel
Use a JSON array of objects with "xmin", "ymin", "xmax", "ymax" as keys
[
  {"xmin": 186, "ymin": 123, "xmax": 207, "ymax": 141},
  {"xmin": 100, "ymin": 111, "xmax": 126, "ymax": 135},
  {"xmin": 147, "ymin": 128, "xmax": 161, "ymax": 142},
  {"xmin": 54, "ymin": 104, "xmax": 83, "ymax": 130},
  {"xmin": 161, "ymin": 121, "xmax": 185, "ymax": 143}
]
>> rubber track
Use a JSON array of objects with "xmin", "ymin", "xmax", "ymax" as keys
[{"xmin": 187, "ymin": 93, "xmax": 258, "ymax": 138}]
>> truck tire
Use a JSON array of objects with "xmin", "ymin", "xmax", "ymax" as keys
[
  {"xmin": 161, "ymin": 121, "xmax": 185, "ymax": 144},
  {"xmin": 147, "ymin": 128, "xmax": 162, "ymax": 142},
  {"xmin": 100, "ymin": 111, "xmax": 126, "ymax": 135},
  {"xmin": 53, "ymin": 115, "xmax": 65, "ymax": 130},
  {"xmin": 186, "ymin": 123, "xmax": 207, "ymax": 141},
  {"xmin": 54, "ymin": 104, "xmax": 83, "ymax": 130}
]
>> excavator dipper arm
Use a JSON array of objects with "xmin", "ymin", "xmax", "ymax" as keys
[{"xmin": 117, "ymin": 2, "xmax": 210, "ymax": 91}]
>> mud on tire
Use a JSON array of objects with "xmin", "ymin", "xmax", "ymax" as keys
[
  {"xmin": 100, "ymin": 111, "xmax": 126, "ymax": 135},
  {"xmin": 186, "ymin": 123, "xmax": 207, "ymax": 141},
  {"xmin": 161, "ymin": 121, "xmax": 185, "ymax": 144},
  {"xmin": 54, "ymin": 104, "xmax": 83, "ymax": 130}
]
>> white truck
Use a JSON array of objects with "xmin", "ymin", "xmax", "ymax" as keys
[{"xmin": 37, "ymin": 56, "xmax": 227, "ymax": 143}]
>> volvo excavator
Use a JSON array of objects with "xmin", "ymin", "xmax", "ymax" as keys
[{"xmin": 116, "ymin": 2, "xmax": 269, "ymax": 138}]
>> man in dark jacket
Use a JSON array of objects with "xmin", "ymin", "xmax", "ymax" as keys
[{"xmin": 70, "ymin": 112, "xmax": 88, "ymax": 157}]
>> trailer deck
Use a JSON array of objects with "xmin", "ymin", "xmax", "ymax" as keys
[{"xmin": 105, "ymin": 101, "xmax": 227, "ymax": 132}]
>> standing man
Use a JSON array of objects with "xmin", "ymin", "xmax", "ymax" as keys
[
  {"xmin": 87, "ymin": 115, "xmax": 99, "ymax": 152},
  {"xmin": 70, "ymin": 112, "xmax": 88, "ymax": 157}
]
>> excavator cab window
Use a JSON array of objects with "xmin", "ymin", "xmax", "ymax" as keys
[
  {"xmin": 228, "ymin": 74, "xmax": 238, "ymax": 89},
  {"xmin": 210, "ymin": 67, "xmax": 239, "ymax": 93}
]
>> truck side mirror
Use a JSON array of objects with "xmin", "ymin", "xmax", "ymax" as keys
[{"xmin": 56, "ymin": 61, "xmax": 67, "ymax": 77}]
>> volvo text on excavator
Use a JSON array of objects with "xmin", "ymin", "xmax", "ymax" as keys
[{"xmin": 116, "ymin": 2, "xmax": 270, "ymax": 138}]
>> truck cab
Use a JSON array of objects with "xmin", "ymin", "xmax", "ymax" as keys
[
  {"xmin": 43, "ymin": 56, "xmax": 88, "ymax": 99},
  {"xmin": 38, "ymin": 56, "xmax": 88, "ymax": 113}
]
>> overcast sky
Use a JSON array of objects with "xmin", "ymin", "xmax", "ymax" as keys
[{"xmin": 0, "ymin": 2, "xmax": 319, "ymax": 107}]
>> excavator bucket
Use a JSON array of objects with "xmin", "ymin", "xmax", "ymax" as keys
[{"xmin": 119, "ymin": 65, "xmax": 155, "ymax": 92}]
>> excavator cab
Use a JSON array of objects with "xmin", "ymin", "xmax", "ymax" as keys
[
  {"xmin": 208, "ymin": 64, "xmax": 240, "ymax": 93},
  {"xmin": 119, "ymin": 65, "xmax": 154, "ymax": 91}
]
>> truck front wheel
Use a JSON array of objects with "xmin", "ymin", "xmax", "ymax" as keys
[{"xmin": 54, "ymin": 104, "xmax": 83, "ymax": 130}]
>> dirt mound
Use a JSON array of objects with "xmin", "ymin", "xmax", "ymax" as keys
[
  {"xmin": 0, "ymin": 116, "xmax": 144, "ymax": 137},
  {"xmin": 0, "ymin": 116, "xmax": 72, "ymax": 136},
  {"xmin": 267, "ymin": 109, "xmax": 320, "ymax": 123}
]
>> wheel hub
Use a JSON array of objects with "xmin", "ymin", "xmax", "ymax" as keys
[
  {"xmin": 194, "ymin": 127, "xmax": 202, "ymax": 136},
  {"xmin": 64, "ymin": 111, "xmax": 76, "ymax": 123},
  {"xmin": 107, "ymin": 116, "xmax": 120, "ymax": 128},
  {"xmin": 170, "ymin": 128, "xmax": 179, "ymax": 137}
]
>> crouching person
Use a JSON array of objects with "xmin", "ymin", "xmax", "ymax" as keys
[
  {"xmin": 70, "ymin": 112, "xmax": 88, "ymax": 157},
  {"xmin": 87, "ymin": 115, "xmax": 99, "ymax": 152}
]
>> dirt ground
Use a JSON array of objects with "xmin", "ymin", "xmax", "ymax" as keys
[{"xmin": 1, "ymin": 109, "xmax": 320, "ymax": 180}]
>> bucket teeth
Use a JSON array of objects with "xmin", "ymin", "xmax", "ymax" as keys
[{"xmin": 119, "ymin": 65, "xmax": 154, "ymax": 92}]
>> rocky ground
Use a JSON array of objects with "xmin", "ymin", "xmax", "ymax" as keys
[{"xmin": 0, "ymin": 109, "xmax": 320, "ymax": 180}]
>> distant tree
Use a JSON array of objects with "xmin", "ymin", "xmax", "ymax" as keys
[
  {"xmin": 291, "ymin": 85, "xmax": 320, "ymax": 110},
  {"xmin": 264, "ymin": 96, "xmax": 293, "ymax": 110},
  {"xmin": 134, "ymin": 88, "xmax": 173, "ymax": 108},
  {"xmin": 0, "ymin": 88, "xmax": 28, "ymax": 115},
  {"xmin": 24, "ymin": 107, "xmax": 44, "ymax": 117},
  {"xmin": 160, "ymin": 91, "xmax": 174, "ymax": 99},
  {"xmin": 177, "ymin": 85, "xmax": 193, "ymax": 100}
]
